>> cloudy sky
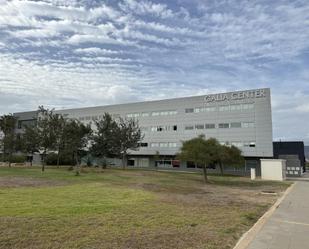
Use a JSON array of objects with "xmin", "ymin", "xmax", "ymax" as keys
[{"xmin": 0, "ymin": 0, "xmax": 308, "ymax": 144}]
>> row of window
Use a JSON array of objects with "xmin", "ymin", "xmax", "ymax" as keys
[
  {"xmin": 139, "ymin": 141, "xmax": 256, "ymax": 148},
  {"xmin": 78, "ymin": 114, "xmax": 120, "ymax": 121},
  {"xmin": 230, "ymin": 141, "xmax": 256, "ymax": 148},
  {"xmin": 126, "ymin": 110, "xmax": 178, "ymax": 118},
  {"xmin": 185, "ymin": 103, "xmax": 254, "ymax": 114},
  {"xmin": 150, "ymin": 142, "xmax": 178, "ymax": 148},
  {"xmin": 76, "ymin": 103, "xmax": 255, "ymax": 122},
  {"xmin": 150, "ymin": 125, "xmax": 178, "ymax": 132},
  {"xmin": 141, "ymin": 122, "xmax": 254, "ymax": 132},
  {"xmin": 184, "ymin": 122, "xmax": 255, "ymax": 130},
  {"xmin": 138, "ymin": 142, "xmax": 178, "ymax": 148}
]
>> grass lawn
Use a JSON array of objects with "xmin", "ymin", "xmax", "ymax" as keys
[{"xmin": 0, "ymin": 166, "xmax": 291, "ymax": 249}]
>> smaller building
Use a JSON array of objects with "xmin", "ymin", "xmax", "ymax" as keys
[
  {"xmin": 273, "ymin": 141, "xmax": 306, "ymax": 176},
  {"xmin": 305, "ymin": 146, "xmax": 309, "ymax": 161}
]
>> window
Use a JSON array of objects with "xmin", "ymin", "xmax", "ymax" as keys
[
  {"xmin": 194, "ymin": 107, "xmax": 202, "ymax": 113},
  {"xmin": 150, "ymin": 125, "xmax": 177, "ymax": 132},
  {"xmin": 169, "ymin": 110, "xmax": 178, "ymax": 115},
  {"xmin": 205, "ymin": 106, "xmax": 216, "ymax": 112},
  {"xmin": 218, "ymin": 123, "xmax": 229, "ymax": 128},
  {"xmin": 244, "ymin": 141, "xmax": 256, "ymax": 147},
  {"xmin": 230, "ymin": 122, "xmax": 241, "ymax": 128},
  {"xmin": 185, "ymin": 108, "xmax": 194, "ymax": 113},
  {"xmin": 230, "ymin": 104, "xmax": 241, "ymax": 111},
  {"xmin": 151, "ymin": 110, "xmax": 177, "ymax": 116},
  {"xmin": 205, "ymin": 123, "xmax": 215, "ymax": 129},
  {"xmin": 141, "ymin": 112, "xmax": 149, "ymax": 117},
  {"xmin": 195, "ymin": 124, "xmax": 204, "ymax": 129},
  {"xmin": 168, "ymin": 142, "xmax": 177, "ymax": 148},
  {"xmin": 127, "ymin": 113, "xmax": 140, "ymax": 118},
  {"xmin": 151, "ymin": 143, "xmax": 159, "ymax": 147},
  {"xmin": 219, "ymin": 105, "xmax": 230, "ymax": 112},
  {"xmin": 185, "ymin": 125, "xmax": 194, "ymax": 130},
  {"xmin": 157, "ymin": 126, "xmax": 163, "ymax": 131},
  {"xmin": 242, "ymin": 122, "xmax": 255, "ymax": 128},
  {"xmin": 242, "ymin": 103, "xmax": 254, "ymax": 110},
  {"xmin": 231, "ymin": 142, "xmax": 243, "ymax": 147},
  {"xmin": 159, "ymin": 143, "xmax": 169, "ymax": 147},
  {"xmin": 139, "ymin": 143, "xmax": 148, "ymax": 147}
]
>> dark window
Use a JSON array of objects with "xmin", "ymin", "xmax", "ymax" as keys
[
  {"xmin": 195, "ymin": 124, "xmax": 204, "ymax": 129},
  {"xmin": 185, "ymin": 108, "xmax": 194, "ymax": 113},
  {"xmin": 219, "ymin": 123, "xmax": 229, "ymax": 128},
  {"xmin": 173, "ymin": 125, "xmax": 177, "ymax": 131},
  {"xmin": 230, "ymin": 122, "xmax": 241, "ymax": 128},
  {"xmin": 17, "ymin": 119, "xmax": 36, "ymax": 129},
  {"xmin": 186, "ymin": 161, "xmax": 196, "ymax": 168},
  {"xmin": 128, "ymin": 159, "xmax": 135, "ymax": 166},
  {"xmin": 157, "ymin": 127, "xmax": 163, "ymax": 131},
  {"xmin": 185, "ymin": 125, "xmax": 194, "ymax": 130},
  {"xmin": 205, "ymin": 124, "xmax": 215, "ymax": 129}
]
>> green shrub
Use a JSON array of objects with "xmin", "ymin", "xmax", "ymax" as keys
[
  {"xmin": 4, "ymin": 155, "xmax": 27, "ymax": 163},
  {"xmin": 45, "ymin": 153, "xmax": 58, "ymax": 165},
  {"xmin": 45, "ymin": 153, "xmax": 74, "ymax": 166}
]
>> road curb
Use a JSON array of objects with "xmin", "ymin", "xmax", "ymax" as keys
[{"xmin": 233, "ymin": 181, "xmax": 296, "ymax": 249}]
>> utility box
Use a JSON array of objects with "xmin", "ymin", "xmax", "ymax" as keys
[
  {"xmin": 251, "ymin": 168, "xmax": 256, "ymax": 180},
  {"xmin": 261, "ymin": 159, "xmax": 286, "ymax": 181}
]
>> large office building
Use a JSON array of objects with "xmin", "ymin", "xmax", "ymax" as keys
[{"xmin": 14, "ymin": 88, "xmax": 273, "ymax": 170}]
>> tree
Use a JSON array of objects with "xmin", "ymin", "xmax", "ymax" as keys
[
  {"xmin": 63, "ymin": 119, "xmax": 92, "ymax": 176},
  {"xmin": 154, "ymin": 150, "xmax": 160, "ymax": 169},
  {"xmin": 36, "ymin": 106, "xmax": 58, "ymax": 172},
  {"xmin": 177, "ymin": 135, "xmax": 218, "ymax": 183},
  {"xmin": 216, "ymin": 144, "xmax": 244, "ymax": 175},
  {"xmin": 0, "ymin": 114, "xmax": 18, "ymax": 166},
  {"xmin": 21, "ymin": 125, "xmax": 40, "ymax": 166},
  {"xmin": 91, "ymin": 113, "xmax": 118, "ymax": 168},
  {"xmin": 50, "ymin": 114, "xmax": 67, "ymax": 167},
  {"xmin": 115, "ymin": 118, "xmax": 143, "ymax": 169}
]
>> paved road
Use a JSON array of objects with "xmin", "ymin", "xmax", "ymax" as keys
[{"xmin": 246, "ymin": 178, "xmax": 309, "ymax": 249}]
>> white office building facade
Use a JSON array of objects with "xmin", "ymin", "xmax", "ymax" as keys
[{"xmin": 15, "ymin": 88, "xmax": 273, "ymax": 170}]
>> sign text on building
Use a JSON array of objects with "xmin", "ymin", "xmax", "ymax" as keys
[{"xmin": 204, "ymin": 89, "xmax": 266, "ymax": 103}]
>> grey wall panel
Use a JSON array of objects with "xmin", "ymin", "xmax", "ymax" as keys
[{"xmin": 40, "ymin": 88, "xmax": 274, "ymax": 158}]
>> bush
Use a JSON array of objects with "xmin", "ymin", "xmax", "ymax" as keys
[
  {"xmin": 3, "ymin": 155, "xmax": 26, "ymax": 163},
  {"xmin": 45, "ymin": 153, "xmax": 74, "ymax": 166}
]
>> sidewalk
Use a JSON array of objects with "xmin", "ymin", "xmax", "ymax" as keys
[{"xmin": 246, "ymin": 178, "xmax": 309, "ymax": 249}]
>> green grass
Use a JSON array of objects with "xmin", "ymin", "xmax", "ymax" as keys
[{"xmin": 0, "ymin": 166, "xmax": 291, "ymax": 249}]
